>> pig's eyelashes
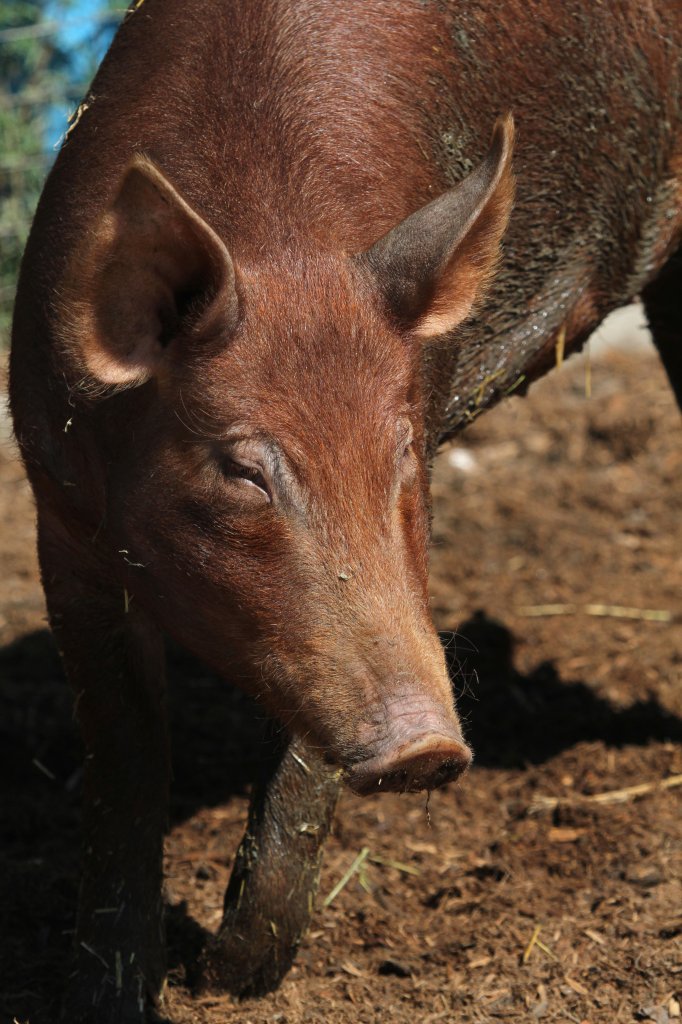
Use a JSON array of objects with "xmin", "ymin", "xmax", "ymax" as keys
[{"xmin": 220, "ymin": 456, "xmax": 271, "ymax": 502}]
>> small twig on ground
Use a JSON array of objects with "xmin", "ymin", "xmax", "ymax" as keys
[
  {"xmin": 535, "ymin": 937, "xmax": 558, "ymax": 962},
  {"xmin": 515, "ymin": 603, "xmax": 673, "ymax": 622},
  {"xmin": 323, "ymin": 847, "xmax": 370, "ymax": 907},
  {"xmin": 522, "ymin": 924, "xmax": 542, "ymax": 964},
  {"xmin": 523, "ymin": 925, "xmax": 558, "ymax": 964},
  {"xmin": 584, "ymin": 603, "xmax": 672, "ymax": 622},
  {"xmin": 529, "ymin": 774, "xmax": 682, "ymax": 815},
  {"xmin": 368, "ymin": 854, "xmax": 421, "ymax": 876}
]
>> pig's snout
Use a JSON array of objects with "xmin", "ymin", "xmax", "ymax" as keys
[
  {"xmin": 346, "ymin": 732, "xmax": 471, "ymax": 795},
  {"xmin": 344, "ymin": 703, "xmax": 472, "ymax": 795}
]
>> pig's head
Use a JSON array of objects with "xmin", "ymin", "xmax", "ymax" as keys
[{"xmin": 61, "ymin": 118, "xmax": 514, "ymax": 794}]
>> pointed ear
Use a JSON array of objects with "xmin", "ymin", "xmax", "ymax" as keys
[
  {"xmin": 62, "ymin": 156, "xmax": 238, "ymax": 386},
  {"xmin": 357, "ymin": 114, "xmax": 515, "ymax": 339}
]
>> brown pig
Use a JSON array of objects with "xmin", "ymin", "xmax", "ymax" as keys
[{"xmin": 9, "ymin": 0, "xmax": 681, "ymax": 1020}]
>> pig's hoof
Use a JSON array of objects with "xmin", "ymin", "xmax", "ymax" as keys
[{"xmin": 201, "ymin": 933, "xmax": 295, "ymax": 998}]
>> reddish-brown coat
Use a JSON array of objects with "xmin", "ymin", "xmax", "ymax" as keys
[{"xmin": 8, "ymin": 1, "xmax": 681, "ymax": 1018}]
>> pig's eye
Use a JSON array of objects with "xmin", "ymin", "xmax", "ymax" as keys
[{"xmin": 221, "ymin": 456, "xmax": 271, "ymax": 502}]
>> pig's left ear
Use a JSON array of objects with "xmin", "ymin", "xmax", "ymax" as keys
[
  {"xmin": 357, "ymin": 115, "xmax": 515, "ymax": 339},
  {"xmin": 62, "ymin": 156, "xmax": 237, "ymax": 387}
]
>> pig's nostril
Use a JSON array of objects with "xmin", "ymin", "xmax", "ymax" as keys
[{"xmin": 432, "ymin": 760, "xmax": 455, "ymax": 787}]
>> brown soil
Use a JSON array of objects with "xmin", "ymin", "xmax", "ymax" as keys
[{"xmin": 1, "ymin": 345, "xmax": 681, "ymax": 1024}]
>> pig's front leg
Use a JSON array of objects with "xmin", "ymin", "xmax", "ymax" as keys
[
  {"xmin": 201, "ymin": 732, "xmax": 341, "ymax": 996},
  {"xmin": 39, "ymin": 523, "xmax": 169, "ymax": 1024}
]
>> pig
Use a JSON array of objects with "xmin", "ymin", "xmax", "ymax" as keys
[{"xmin": 9, "ymin": 0, "xmax": 681, "ymax": 1020}]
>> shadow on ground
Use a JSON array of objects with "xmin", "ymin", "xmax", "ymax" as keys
[{"xmin": 446, "ymin": 610, "xmax": 682, "ymax": 767}]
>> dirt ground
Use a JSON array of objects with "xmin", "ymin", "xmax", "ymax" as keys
[{"xmin": 1, "ymin": 337, "xmax": 681, "ymax": 1024}]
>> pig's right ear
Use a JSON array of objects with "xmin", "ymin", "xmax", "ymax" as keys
[
  {"xmin": 356, "ymin": 116, "xmax": 514, "ymax": 339},
  {"xmin": 62, "ymin": 156, "xmax": 237, "ymax": 387}
]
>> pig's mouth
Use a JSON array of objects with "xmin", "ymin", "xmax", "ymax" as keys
[{"xmin": 343, "ymin": 729, "xmax": 472, "ymax": 796}]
